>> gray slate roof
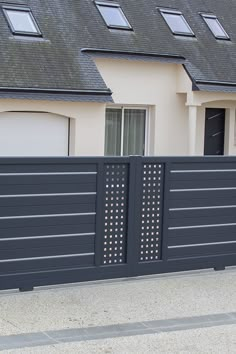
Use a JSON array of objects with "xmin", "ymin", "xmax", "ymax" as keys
[{"xmin": 1, "ymin": 0, "xmax": 236, "ymax": 100}]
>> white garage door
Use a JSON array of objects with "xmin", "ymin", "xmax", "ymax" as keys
[{"xmin": 0, "ymin": 112, "xmax": 69, "ymax": 156}]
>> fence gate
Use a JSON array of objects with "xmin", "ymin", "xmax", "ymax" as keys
[{"xmin": 0, "ymin": 156, "xmax": 236, "ymax": 291}]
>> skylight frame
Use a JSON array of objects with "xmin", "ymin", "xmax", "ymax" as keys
[
  {"xmin": 159, "ymin": 8, "xmax": 195, "ymax": 37},
  {"xmin": 201, "ymin": 14, "xmax": 230, "ymax": 40},
  {"xmin": 2, "ymin": 5, "xmax": 42, "ymax": 37},
  {"xmin": 95, "ymin": 1, "xmax": 132, "ymax": 30}
]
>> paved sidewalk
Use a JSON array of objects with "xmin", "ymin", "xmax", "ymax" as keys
[{"xmin": 0, "ymin": 267, "xmax": 236, "ymax": 352}]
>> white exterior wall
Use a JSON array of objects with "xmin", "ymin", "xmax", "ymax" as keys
[
  {"xmin": 95, "ymin": 58, "xmax": 189, "ymax": 155},
  {"xmin": 191, "ymin": 97, "xmax": 236, "ymax": 156},
  {"xmin": 1, "ymin": 60, "xmax": 236, "ymax": 156},
  {"xmin": 0, "ymin": 100, "xmax": 106, "ymax": 156}
]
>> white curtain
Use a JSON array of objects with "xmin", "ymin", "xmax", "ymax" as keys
[
  {"xmin": 123, "ymin": 109, "xmax": 146, "ymax": 155},
  {"xmin": 105, "ymin": 108, "xmax": 146, "ymax": 156},
  {"xmin": 105, "ymin": 109, "xmax": 122, "ymax": 155}
]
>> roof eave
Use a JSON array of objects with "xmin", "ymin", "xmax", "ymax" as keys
[{"xmin": 0, "ymin": 87, "xmax": 113, "ymax": 102}]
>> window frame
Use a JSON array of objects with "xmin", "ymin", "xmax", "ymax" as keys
[
  {"xmin": 201, "ymin": 14, "xmax": 230, "ymax": 40},
  {"xmin": 2, "ymin": 5, "xmax": 42, "ymax": 37},
  {"xmin": 159, "ymin": 8, "xmax": 194, "ymax": 37},
  {"xmin": 105, "ymin": 106, "xmax": 150, "ymax": 156},
  {"xmin": 95, "ymin": 1, "xmax": 132, "ymax": 30}
]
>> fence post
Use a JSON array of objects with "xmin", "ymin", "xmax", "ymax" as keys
[
  {"xmin": 94, "ymin": 160, "xmax": 105, "ymax": 267},
  {"xmin": 161, "ymin": 162, "xmax": 171, "ymax": 262},
  {"xmin": 126, "ymin": 155, "xmax": 143, "ymax": 276}
]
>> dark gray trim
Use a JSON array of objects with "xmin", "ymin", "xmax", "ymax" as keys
[
  {"xmin": 194, "ymin": 79, "xmax": 236, "ymax": 93},
  {"xmin": 0, "ymin": 87, "xmax": 112, "ymax": 95},
  {"xmin": 90, "ymin": 53, "xmax": 185, "ymax": 64},
  {"xmin": 196, "ymin": 79, "xmax": 236, "ymax": 86},
  {"xmin": 0, "ymin": 88, "xmax": 113, "ymax": 102},
  {"xmin": 195, "ymin": 85, "xmax": 236, "ymax": 93},
  {"xmin": 0, "ymin": 92, "xmax": 113, "ymax": 102},
  {"xmin": 82, "ymin": 48, "xmax": 186, "ymax": 61}
]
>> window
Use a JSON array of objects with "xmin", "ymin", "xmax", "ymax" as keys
[
  {"xmin": 105, "ymin": 108, "xmax": 147, "ymax": 156},
  {"xmin": 160, "ymin": 9, "xmax": 194, "ymax": 36},
  {"xmin": 3, "ymin": 6, "xmax": 41, "ymax": 36},
  {"xmin": 201, "ymin": 14, "xmax": 229, "ymax": 40},
  {"xmin": 96, "ymin": 2, "xmax": 132, "ymax": 29}
]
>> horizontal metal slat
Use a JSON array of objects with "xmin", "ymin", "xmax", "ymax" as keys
[
  {"xmin": 0, "ymin": 214, "xmax": 96, "ymax": 229},
  {"xmin": 169, "ymin": 240, "xmax": 236, "ymax": 249},
  {"xmin": 0, "ymin": 174, "xmax": 96, "ymax": 185},
  {"xmin": 0, "ymin": 172, "xmax": 97, "ymax": 176},
  {"xmin": 0, "ymin": 223, "xmax": 96, "ymax": 239},
  {"xmin": 0, "ymin": 212, "xmax": 95, "ymax": 220},
  {"xmin": 168, "ymin": 243, "xmax": 236, "ymax": 259},
  {"xmin": 0, "ymin": 204, "xmax": 96, "ymax": 217},
  {"xmin": 0, "ymin": 192, "xmax": 96, "ymax": 199},
  {"xmin": 0, "ymin": 194, "xmax": 96, "ymax": 207},
  {"xmin": 0, "ymin": 183, "xmax": 96, "ymax": 195},
  {"xmin": 0, "ymin": 254, "xmax": 94, "ymax": 275},
  {"xmin": 0, "ymin": 233, "xmax": 95, "ymax": 243},
  {"xmin": 0, "ymin": 163, "xmax": 97, "ymax": 173},
  {"xmin": 170, "ymin": 179, "xmax": 236, "ymax": 189},
  {"xmin": 169, "ymin": 221, "xmax": 236, "ymax": 230},
  {"xmin": 170, "ymin": 171, "xmax": 236, "ymax": 181},
  {"xmin": 169, "ymin": 196, "xmax": 236, "ymax": 209},
  {"xmin": 168, "ymin": 228, "xmax": 236, "ymax": 247},
  {"xmin": 169, "ymin": 214, "xmax": 236, "ymax": 228},
  {"xmin": 170, "ymin": 162, "xmax": 236, "ymax": 171},
  {"xmin": 169, "ymin": 189, "xmax": 236, "ymax": 200},
  {"xmin": 169, "ymin": 206, "xmax": 236, "ymax": 220},
  {"xmin": 0, "ymin": 242, "xmax": 95, "ymax": 260}
]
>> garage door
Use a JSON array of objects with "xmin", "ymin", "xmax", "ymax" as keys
[{"xmin": 0, "ymin": 112, "xmax": 69, "ymax": 156}]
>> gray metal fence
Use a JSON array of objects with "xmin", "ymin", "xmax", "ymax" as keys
[{"xmin": 0, "ymin": 156, "xmax": 236, "ymax": 291}]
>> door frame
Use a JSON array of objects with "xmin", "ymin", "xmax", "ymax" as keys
[{"xmin": 204, "ymin": 107, "xmax": 226, "ymax": 156}]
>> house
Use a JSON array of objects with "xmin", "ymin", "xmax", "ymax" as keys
[{"xmin": 0, "ymin": 0, "xmax": 236, "ymax": 157}]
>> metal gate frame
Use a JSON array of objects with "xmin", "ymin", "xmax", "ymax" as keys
[{"xmin": 0, "ymin": 156, "xmax": 236, "ymax": 291}]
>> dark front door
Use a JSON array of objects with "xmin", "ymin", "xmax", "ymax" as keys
[{"xmin": 204, "ymin": 108, "xmax": 225, "ymax": 155}]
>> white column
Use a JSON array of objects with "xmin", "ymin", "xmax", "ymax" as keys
[
  {"xmin": 226, "ymin": 108, "xmax": 235, "ymax": 155},
  {"xmin": 188, "ymin": 105, "xmax": 197, "ymax": 155}
]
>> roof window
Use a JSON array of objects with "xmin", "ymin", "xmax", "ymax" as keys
[
  {"xmin": 96, "ymin": 2, "xmax": 132, "ymax": 30},
  {"xmin": 3, "ymin": 6, "xmax": 41, "ymax": 36},
  {"xmin": 201, "ymin": 14, "xmax": 229, "ymax": 40},
  {"xmin": 160, "ymin": 9, "xmax": 194, "ymax": 36}
]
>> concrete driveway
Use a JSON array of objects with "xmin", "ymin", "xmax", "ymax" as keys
[{"xmin": 0, "ymin": 267, "xmax": 236, "ymax": 353}]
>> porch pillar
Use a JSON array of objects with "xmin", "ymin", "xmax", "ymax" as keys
[
  {"xmin": 188, "ymin": 105, "xmax": 197, "ymax": 155},
  {"xmin": 225, "ymin": 108, "xmax": 235, "ymax": 155}
]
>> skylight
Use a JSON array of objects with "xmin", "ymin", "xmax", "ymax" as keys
[
  {"xmin": 96, "ymin": 2, "xmax": 132, "ymax": 30},
  {"xmin": 202, "ymin": 14, "xmax": 229, "ymax": 40},
  {"xmin": 160, "ymin": 9, "xmax": 194, "ymax": 36},
  {"xmin": 3, "ymin": 6, "xmax": 41, "ymax": 36}
]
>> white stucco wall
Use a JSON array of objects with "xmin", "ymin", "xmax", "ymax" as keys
[
  {"xmin": 186, "ymin": 91, "xmax": 236, "ymax": 156},
  {"xmin": 95, "ymin": 58, "xmax": 190, "ymax": 156},
  {"xmin": 0, "ymin": 100, "xmax": 106, "ymax": 156},
  {"xmin": 1, "ymin": 61, "xmax": 236, "ymax": 157}
]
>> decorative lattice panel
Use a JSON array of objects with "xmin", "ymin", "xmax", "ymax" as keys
[
  {"xmin": 102, "ymin": 164, "xmax": 128, "ymax": 265},
  {"xmin": 139, "ymin": 163, "xmax": 163, "ymax": 262}
]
